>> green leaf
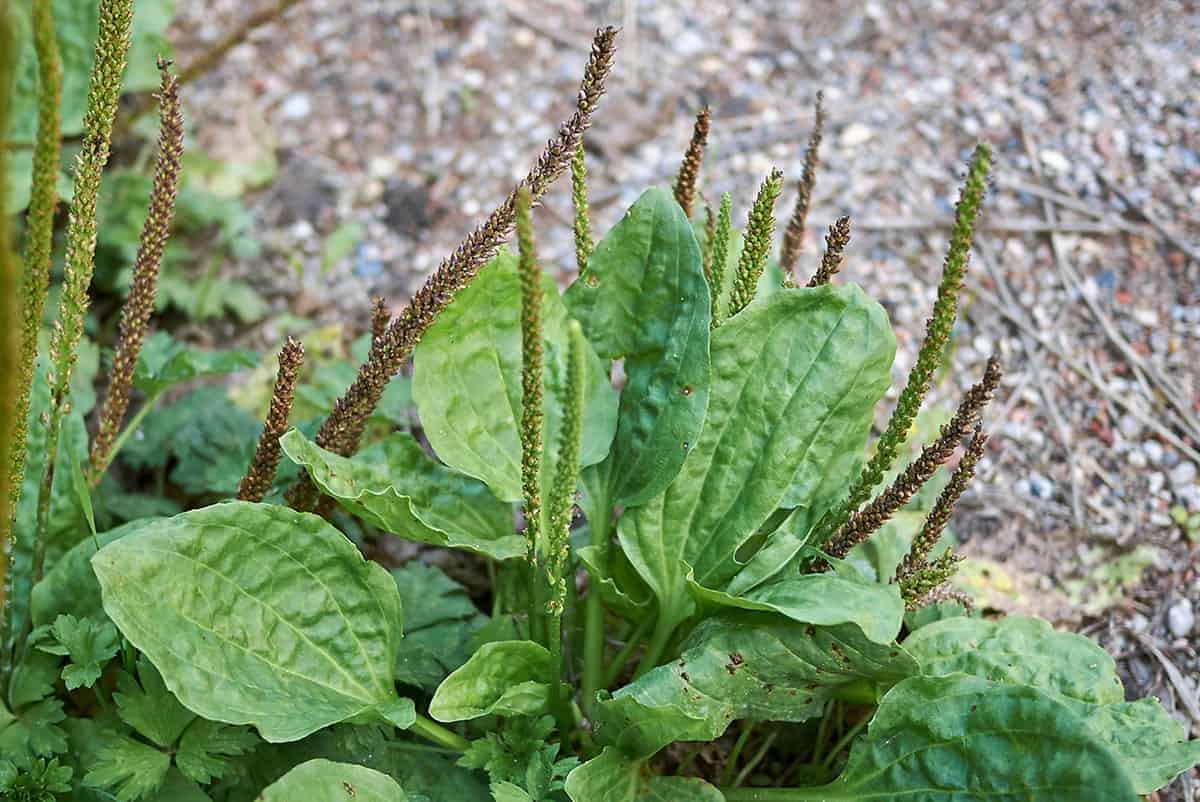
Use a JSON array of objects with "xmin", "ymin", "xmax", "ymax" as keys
[
  {"xmin": 429, "ymin": 641, "xmax": 553, "ymax": 722},
  {"xmin": 844, "ymin": 510, "xmax": 928, "ymax": 583},
  {"xmin": 1062, "ymin": 696, "xmax": 1200, "ymax": 794},
  {"xmin": 564, "ymin": 748, "xmax": 722, "ymax": 802},
  {"xmin": 174, "ymin": 719, "xmax": 258, "ymax": 785},
  {"xmin": 687, "ymin": 569, "xmax": 905, "ymax": 644},
  {"xmin": 83, "ymin": 733, "xmax": 171, "ymax": 802},
  {"xmin": 114, "ymin": 657, "xmax": 196, "ymax": 749},
  {"xmin": 902, "ymin": 615, "xmax": 1124, "ymax": 705},
  {"xmin": 564, "ymin": 188, "xmax": 711, "ymax": 506},
  {"xmin": 132, "ymin": 332, "xmax": 256, "ymax": 396},
  {"xmin": 281, "ymin": 430, "xmax": 524, "ymax": 561},
  {"xmin": 38, "ymin": 614, "xmax": 119, "ymax": 690},
  {"xmin": 618, "ymin": 285, "xmax": 895, "ymax": 633},
  {"xmin": 593, "ymin": 613, "xmax": 916, "ymax": 758},
  {"xmin": 321, "ymin": 220, "xmax": 365, "ymax": 275},
  {"xmin": 412, "ymin": 251, "xmax": 618, "ymax": 504},
  {"xmin": 390, "ymin": 562, "xmax": 487, "ymax": 691},
  {"xmin": 93, "ymin": 502, "xmax": 414, "ymax": 742},
  {"xmin": 257, "ymin": 759, "xmax": 408, "ymax": 802},
  {"xmin": 0, "ymin": 699, "xmax": 67, "ymax": 759},
  {"xmin": 799, "ymin": 675, "xmax": 1138, "ymax": 801},
  {"xmin": 458, "ymin": 716, "xmax": 577, "ymax": 800},
  {"xmin": 31, "ymin": 521, "xmax": 138, "ymax": 627}
]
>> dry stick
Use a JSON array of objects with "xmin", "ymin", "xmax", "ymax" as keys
[
  {"xmin": 973, "ymin": 238, "xmax": 1084, "ymax": 530},
  {"xmin": 1021, "ymin": 129, "xmax": 1200, "ymax": 446},
  {"xmin": 238, "ymin": 337, "xmax": 304, "ymax": 502},
  {"xmin": 89, "ymin": 61, "xmax": 184, "ymax": 484},
  {"xmin": 287, "ymin": 26, "xmax": 618, "ymax": 511},
  {"xmin": 1097, "ymin": 170, "xmax": 1200, "ymax": 265},
  {"xmin": 967, "ymin": 278, "xmax": 1200, "ymax": 466}
]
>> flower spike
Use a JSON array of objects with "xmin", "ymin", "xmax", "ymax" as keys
[
  {"xmin": 728, "ymin": 168, "xmax": 784, "ymax": 317},
  {"xmin": 807, "ymin": 215, "xmax": 850, "ymax": 288},
  {"xmin": 238, "ymin": 337, "xmax": 304, "ymax": 503},
  {"xmin": 673, "ymin": 105, "xmax": 710, "ymax": 218},
  {"xmin": 780, "ymin": 91, "xmax": 825, "ymax": 276}
]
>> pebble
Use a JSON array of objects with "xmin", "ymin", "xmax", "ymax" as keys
[
  {"xmin": 1142, "ymin": 440, "xmax": 1165, "ymax": 465},
  {"xmin": 1168, "ymin": 599, "xmax": 1195, "ymax": 638},
  {"xmin": 1039, "ymin": 149, "xmax": 1071, "ymax": 174},
  {"xmin": 839, "ymin": 123, "xmax": 874, "ymax": 148},
  {"xmin": 1169, "ymin": 462, "xmax": 1197, "ymax": 489},
  {"xmin": 280, "ymin": 92, "xmax": 312, "ymax": 120}
]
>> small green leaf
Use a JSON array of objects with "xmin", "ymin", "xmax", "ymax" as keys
[
  {"xmin": 321, "ymin": 220, "xmax": 365, "ymax": 275},
  {"xmin": 390, "ymin": 562, "xmax": 487, "ymax": 691},
  {"xmin": 564, "ymin": 748, "xmax": 723, "ymax": 802},
  {"xmin": 593, "ymin": 613, "xmax": 916, "ymax": 758},
  {"xmin": 281, "ymin": 430, "xmax": 524, "ymax": 561},
  {"xmin": 114, "ymin": 657, "xmax": 196, "ymax": 749},
  {"xmin": 802, "ymin": 675, "xmax": 1138, "ymax": 801},
  {"xmin": 618, "ymin": 285, "xmax": 895, "ymax": 635},
  {"xmin": 412, "ymin": 251, "xmax": 618, "ymax": 504},
  {"xmin": 39, "ymin": 614, "xmax": 119, "ymax": 690},
  {"xmin": 174, "ymin": 719, "xmax": 258, "ymax": 785},
  {"xmin": 132, "ymin": 331, "xmax": 256, "ymax": 396},
  {"xmin": 429, "ymin": 641, "xmax": 553, "ymax": 722},
  {"xmin": 0, "ymin": 698, "xmax": 68, "ymax": 759},
  {"xmin": 903, "ymin": 615, "xmax": 1124, "ymax": 705},
  {"xmin": 257, "ymin": 759, "xmax": 408, "ymax": 802},
  {"xmin": 93, "ymin": 502, "xmax": 413, "ymax": 742},
  {"xmin": 83, "ymin": 733, "xmax": 171, "ymax": 802},
  {"xmin": 564, "ymin": 188, "xmax": 711, "ymax": 506},
  {"xmin": 687, "ymin": 569, "xmax": 905, "ymax": 644}
]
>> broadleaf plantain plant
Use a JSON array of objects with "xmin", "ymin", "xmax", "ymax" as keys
[{"xmin": 1, "ymin": 3, "xmax": 1197, "ymax": 801}]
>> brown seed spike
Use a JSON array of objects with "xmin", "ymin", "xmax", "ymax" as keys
[
  {"xmin": 820, "ymin": 356, "xmax": 1001, "ymax": 563},
  {"xmin": 88, "ymin": 59, "xmax": 184, "ymax": 483},
  {"xmin": 286, "ymin": 27, "xmax": 618, "ymax": 511},
  {"xmin": 370, "ymin": 296, "xmax": 390, "ymax": 342},
  {"xmin": 238, "ymin": 337, "xmax": 304, "ymax": 503},
  {"xmin": 673, "ymin": 105, "xmax": 710, "ymax": 218},
  {"xmin": 807, "ymin": 214, "xmax": 850, "ymax": 288},
  {"xmin": 780, "ymin": 91, "xmax": 825, "ymax": 276}
]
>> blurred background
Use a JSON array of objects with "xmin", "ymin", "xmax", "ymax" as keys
[{"xmin": 10, "ymin": 0, "xmax": 1200, "ymax": 787}]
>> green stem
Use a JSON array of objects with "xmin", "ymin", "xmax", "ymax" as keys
[
  {"xmin": 633, "ymin": 609, "xmax": 677, "ymax": 679},
  {"xmin": 97, "ymin": 389, "xmax": 164, "ymax": 482},
  {"xmin": 408, "ymin": 714, "xmax": 470, "ymax": 752},
  {"xmin": 734, "ymin": 728, "xmax": 779, "ymax": 788},
  {"xmin": 548, "ymin": 608, "xmax": 571, "ymax": 735},
  {"xmin": 832, "ymin": 678, "xmax": 876, "ymax": 706},
  {"xmin": 580, "ymin": 487, "xmax": 612, "ymax": 711},
  {"xmin": 808, "ymin": 700, "xmax": 835, "ymax": 767},
  {"xmin": 601, "ymin": 615, "xmax": 653, "ymax": 688},
  {"xmin": 820, "ymin": 715, "xmax": 868, "ymax": 770},
  {"xmin": 720, "ymin": 723, "xmax": 758, "ymax": 787}
]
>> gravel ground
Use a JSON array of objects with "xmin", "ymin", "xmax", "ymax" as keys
[{"xmin": 169, "ymin": 1, "xmax": 1200, "ymax": 794}]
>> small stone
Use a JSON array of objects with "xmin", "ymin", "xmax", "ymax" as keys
[
  {"xmin": 1040, "ymin": 149, "xmax": 1071, "ymax": 174},
  {"xmin": 1143, "ymin": 440, "xmax": 1165, "ymax": 465},
  {"xmin": 1170, "ymin": 461, "xmax": 1197, "ymax": 488},
  {"xmin": 280, "ymin": 92, "xmax": 312, "ymax": 120},
  {"xmin": 839, "ymin": 123, "xmax": 874, "ymax": 148},
  {"xmin": 1168, "ymin": 599, "xmax": 1195, "ymax": 638}
]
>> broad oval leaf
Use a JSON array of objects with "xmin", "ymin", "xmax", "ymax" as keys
[
  {"xmin": 593, "ymin": 612, "xmax": 916, "ymax": 758},
  {"xmin": 687, "ymin": 569, "xmax": 905, "ymax": 645},
  {"xmin": 390, "ymin": 562, "xmax": 487, "ymax": 691},
  {"xmin": 902, "ymin": 615, "xmax": 1123, "ymax": 705},
  {"xmin": 618, "ymin": 285, "xmax": 895, "ymax": 633},
  {"xmin": 281, "ymin": 429, "xmax": 524, "ymax": 561},
  {"xmin": 806, "ymin": 674, "xmax": 1138, "ymax": 801},
  {"xmin": 258, "ymin": 759, "xmax": 407, "ymax": 802},
  {"xmin": 429, "ymin": 640, "xmax": 552, "ymax": 722},
  {"xmin": 565, "ymin": 187, "xmax": 711, "ymax": 506},
  {"xmin": 31, "ymin": 521, "xmax": 139, "ymax": 627},
  {"xmin": 412, "ymin": 251, "xmax": 618, "ymax": 504},
  {"xmin": 93, "ymin": 502, "xmax": 414, "ymax": 742}
]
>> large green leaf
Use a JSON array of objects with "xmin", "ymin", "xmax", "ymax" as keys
[
  {"xmin": 593, "ymin": 613, "xmax": 916, "ymax": 758},
  {"xmin": 92, "ymin": 502, "xmax": 414, "ymax": 742},
  {"xmin": 564, "ymin": 188, "xmax": 710, "ymax": 506},
  {"xmin": 31, "ymin": 521, "xmax": 139, "ymax": 627},
  {"xmin": 390, "ymin": 562, "xmax": 487, "ymax": 691},
  {"xmin": 687, "ymin": 569, "xmax": 905, "ymax": 645},
  {"xmin": 429, "ymin": 641, "xmax": 552, "ymax": 722},
  {"xmin": 281, "ymin": 430, "xmax": 524, "ymax": 560},
  {"xmin": 412, "ymin": 251, "xmax": 618, "ymax": 505},
  {"xmin": 794, "ymin": 675, "xmax": 1138, "ymax": 801},
  {"xmin": 258, "ymin": 759, "xmax": 407, "ymax": 802},
  {"xmin": 617, "ymin": 285, "xmax": 895, "ymax": 634},
  {"xmin": 903, "ymin": 616, "xmax": 1123, "ymax": 705},
  {"xmin": 564, "ymin": 748, "xmax": 722, "ymax": 802}
]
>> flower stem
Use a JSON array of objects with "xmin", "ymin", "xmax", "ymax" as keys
[{"xmin": 408, "ymin": 714, "xmax": 470, "ymax": 752}]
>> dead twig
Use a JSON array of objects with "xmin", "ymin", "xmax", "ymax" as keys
[
  {"xmin": 1097, "ymin": 171, "xmax": 1200, "ymax": 265},
  {"xmin": 1130, "ymin": 629, "xmax": 1200, "ymax": 732}
]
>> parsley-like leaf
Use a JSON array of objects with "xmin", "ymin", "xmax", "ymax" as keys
[
  {"xmin": 0, "ymin": 699, "xmax": 68, "ymax": 759},
  {"xmin": 37, "ymin": 614, "xmax": 120, "ymax": 689},
  {"xmin": 0, "ymin": 756, "xmax": 73, "ymax": 802},
  {"xmin": 459, "ymin": 716, "xmax": 576, "ymax": 800},
  {"xmin": 114, "ymin": 657, "xmax": 195, "ymax": 748},
  {"xmin": 175, "ymin": 719, "xmax": 258, "ymax": 784},
  {"xmin": 83, "ymin": 732, "xmax": 171, "ymax": 802}
]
